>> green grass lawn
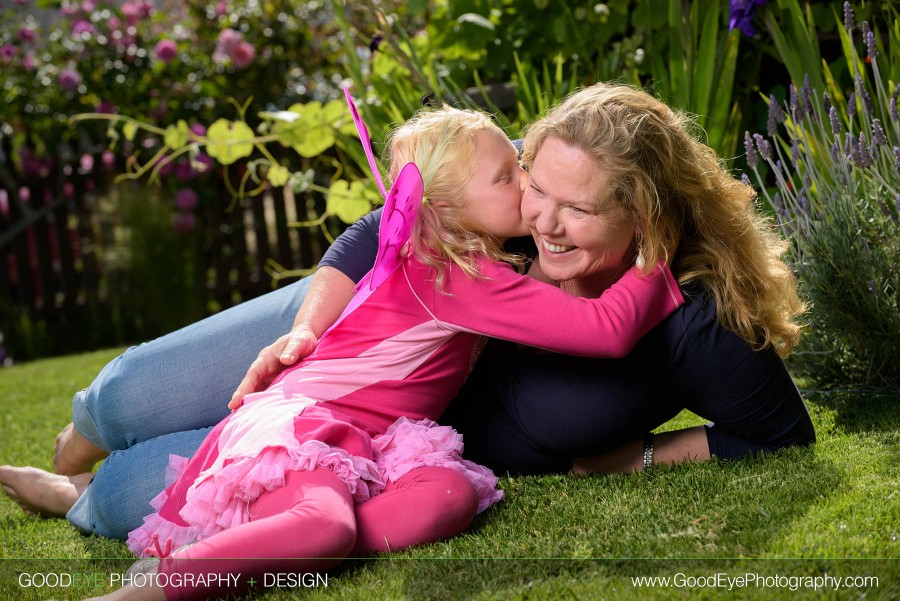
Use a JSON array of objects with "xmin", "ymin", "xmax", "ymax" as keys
[{"xmin": 1, "ymin": 349, "xmax": 897, "ymax": 600}]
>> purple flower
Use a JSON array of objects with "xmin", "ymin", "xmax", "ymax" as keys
[
  {"xmin": 843, "ymin": 1, "xmax": 854, "ymax": 32},
  {"xmin": 830, "ymin": 107, "xmax": 841, "ymax": 135},
  {"xmin": 848, "ymin": 92, "xmax": 857, "ymax": 118},
  {"xmin": 891, "ymin": 98, "xmax": 899, "ymax": 122},
  {"xmin": 22, "ymin": 54, "xmax": 36, "ymax": 71},
  {"xmin": 744, "ymin": 131, "xmax": 758, "ymax": 168},
  {"xmin": 175, "ymin": 160, "xmax": 193, "ymax": 182},
  {"xmin": 753, "ymin": 133, "xmax": 772, "ymax": 161},
  {"xmin": 801, "ymin": 74, "xmax": 814, "ymax": 120},
  {"xmin": 189, "ymin": 123, "xmax": 207, "ymax": 137},
  {"xmin": 856, "ymin": 75, "xmax": 873, "ymax": 115},
  {"xmin": 58, "ymin": 68, "xmax": 83, "ymax": 91},
  {"xmin": 0, "ymin": 45, "xmax": 17, "ymax": 64},
  {"xmin": 95, "ymin": 100, "xmax": 115, "ymax": 114},
  {"xmin": 741, "ymin": 173, "xmax": 750, "ymax": 185},
  {"xmin": 173, "ymin": 212, "xmax": 197, "ymax": 235},
  {"xmin": 790, "ymin": 141, "xmax": 800, "ymax": 163},
  {"xmin": 822, "ymin": 92, "xmax": 833, "ymax": 117},
  {"xmin": 767, "ymin": 95, "xmax": 785, "ymax": 136},
  {"xmin": 155, "ymin": 39, "xmax": 177, "ymax": 63},
  {"xmin": 728, "ymin": 0, "xmax": 768, "ymax": 37},
  {"xmin": 872, "ymin": 119, "xmax": 886, "ymax": 145},
  {"xmin": 893, "ymin": 146, "xmax": 900, "ymax": 172},
  {"xmin": 865, "ymin": 29, "xmax": 878, "ymax": 60},
  {"xmin": 853, "ymin": 133, "xmax": 873, "ymax": 168},
  {"xmin": 869, "ymin": 280, "xmax": 876, "ymax": 296},
  {"xmin": 174, "ymin": 188, "xmax": 198, "ymax": 211}
]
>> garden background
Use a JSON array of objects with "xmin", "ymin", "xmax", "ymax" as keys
[{"xmin": 0, "ymin": 0, "xmax": 898, "ymax": 599}]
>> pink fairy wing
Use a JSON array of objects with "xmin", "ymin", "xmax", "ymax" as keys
[
  {"xmin": 343, "ymin": 86, "xmax": 387, "ymax": 199},
  {"xmin": 371, "ymin": 162, "xmax": 423, "ymax": 289}
]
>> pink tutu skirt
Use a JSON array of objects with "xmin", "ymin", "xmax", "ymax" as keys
[{"xmin": 126, "ymin": 394, "xmax": 502, "ymax": 557}]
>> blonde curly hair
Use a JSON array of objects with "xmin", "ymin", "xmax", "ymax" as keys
[
  {"xmin": 386, "ymin": 105, "xmax": 523, "ymax": 289},
  {"xmin": 522, "ymin": 83, "xmax": 804, "ymax": 356}
]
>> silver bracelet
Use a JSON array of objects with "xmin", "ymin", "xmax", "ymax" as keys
[{"xmin": 642, "ymin": 432, "xmax": 655, "ymax": 471}]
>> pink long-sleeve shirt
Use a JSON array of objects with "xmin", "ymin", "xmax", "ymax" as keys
[{"xmin": 272, "ymin": 255, "xmax": 683, "ymax": 436}]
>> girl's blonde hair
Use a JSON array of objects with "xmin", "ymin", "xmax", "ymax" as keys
[
  {"xmin": 387, "ymin": 105, "xmax": 523, "ymax": 289},
  {"xmin": 522, "ymin": 83, "xmax": 804, "ymax": 356}
]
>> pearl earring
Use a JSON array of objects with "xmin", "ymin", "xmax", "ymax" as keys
[{"xmin": 635, "ymin": 251, "xmax": 646, "ymax": 270}]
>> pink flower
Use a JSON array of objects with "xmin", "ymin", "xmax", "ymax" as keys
[
  {"xmin": 79, "ymin": 154, "xmax": 94, "ymax": 173},
  {"xmin": 156, "ymin": 157, "xmax": 174, "ymax": 177},
  {"xmin": 216, "ymin": 1, "xmax": 228, "ymax": 17},
  {"xmin": 191, "ymin": 153, "xmax": 213, "ymax": 175},
  {"xmin": 58, "ymin": 68, "xmax": 83, "ymax": 91},
  {"xmin": 101, "ymin": 151, "xmax": 116, "ymax": 168},
  {"xmin": 0, "ymin": 45, "xmax": 17, "ymax": 64},
  {"xmin": 216, "ymin": 29, "xmax": 243, "ymax": 57},
  {"xmin": 173, "ymin": 212, "xmax": 197, "ymax": 235},
  {"xmin": 231, "ymin": 41, "xmax": 255, "ymax": 68},
  {"xmin": 72, "ymin": 20, "xmax": 95, "ymax": 36},
  {"xmin": 174, "ymin": 188, "xmax": 198, "ymax": 211},
  {"xmin": 81, "ymin": 0, "xmax": 96, "ymax": 12},
  {"xmin": 154, "ymin": 39, "xmax": 177, "ymax": 63},
  {"xmin": 121, "ymin": 1, "xmax": 153, "ymax": 26},
  {"xmin": 22, "ymin": 54, "xmax": 36, "ymax": 71},
  {"xmin": 17, "ymin": 28, "xmax": 36, "ymax": 43},
  {"xmin": 189, "ymin": 123, "xmax": 207, "ymax": 137},
  {"xmin": 95, "ymin": 100, "xmax": 115, "ymax": 114},
  {"xmin": 174, "ymin": 160, "xmax": 193, "ymax": 181}
]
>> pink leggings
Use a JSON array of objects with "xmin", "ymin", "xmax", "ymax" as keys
[{"xmin": 159, "ymin": 466, "xmax": 479, "ymax": 600}]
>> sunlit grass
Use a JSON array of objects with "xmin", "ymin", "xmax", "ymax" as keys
[{"xmin": 1, "ymin": 350, "xmax": 897, "ymax": 599}]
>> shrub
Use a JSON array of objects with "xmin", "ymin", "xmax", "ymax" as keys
[{"xmin": 746, "ymin": 1, "xmax": 899, "ymax": 388}]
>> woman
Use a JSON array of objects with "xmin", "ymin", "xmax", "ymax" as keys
[{"xmin": 1, "ymin": 83, "xmax": 814, "ymax": 547}]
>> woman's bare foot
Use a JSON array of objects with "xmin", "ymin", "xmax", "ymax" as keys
[
  {"xmin": 0, "ymin": 465, "xmax": 91, "ymax": 517},
  {"xmin": 53, "ymin": 422, "xmax": 108, "ymax": 475}
]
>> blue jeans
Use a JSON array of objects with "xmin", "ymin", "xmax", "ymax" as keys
[{"xmin": 67, "ymin": 278, "xmax": 311, "ymax": 539}]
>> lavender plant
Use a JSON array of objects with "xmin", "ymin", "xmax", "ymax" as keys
[{"xmin": 746, "ymin": 2, "xmax": 899, "ymax": 388}]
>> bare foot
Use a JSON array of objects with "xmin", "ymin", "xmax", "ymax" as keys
[
  {"xmin": 0, "ymin": 465, "xmax": 91, "ymax": 517},
  {"xmin": 53, "ymin": 422, "xmax": 108, "ymax": 475}
]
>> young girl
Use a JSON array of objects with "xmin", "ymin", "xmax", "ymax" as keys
[{"xmin": 98, "ymin": 103, "xmax": 683, "ymax": 600}]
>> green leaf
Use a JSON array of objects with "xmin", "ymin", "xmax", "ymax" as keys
[
  {"xmin": 692, "ymin": 0, "xmax": 720, "ymax": 120},
  {"xmin": 326, "ymin": 179, "xmax": 379, "ymax": 223},
  {"xmin": 266, "ymin": 164, "xmax": 290, "ymax": 187},
  {"xmin": 456, "ymin": 13, "xmax": 495, "ymax": 31},
  {"xmin": 273, "ymin": 102, "xmax": 337, "ymax": 158},
  {"xmin": 164, "ymin": 120, "xmax": 190, "ymax": 150},
  {"xmin": 123, "ymin": 121, "xmax": 138, "ymax": 142},
  {"xmin": 205, "ymin": 119, "xmax": 254, "ymax": 165}
]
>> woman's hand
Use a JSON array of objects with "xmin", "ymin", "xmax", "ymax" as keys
[{"xmin": 228, "ymin": 326, "xmax": 318, "ymax": 410}]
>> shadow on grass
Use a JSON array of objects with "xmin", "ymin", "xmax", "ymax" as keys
[{"xmin": 805, "ymin": 386, "xmax": 900, "ymax": 434}]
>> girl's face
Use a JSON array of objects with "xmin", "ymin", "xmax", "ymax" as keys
[
  {"xmin": 521, "ymin": 137, "xmax": 635, "ymax": 284},
  {"xmin": 460, "ymin": 130, "xmax": 528, "ymax": 242}
]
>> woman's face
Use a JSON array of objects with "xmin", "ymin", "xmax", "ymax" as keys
[
  {"xmin": 521, "ymin": 137, "xmax": 635, "ymax": 284},
  {"xmin": 460, "ymin": 130, "xmax": 528, "ymax": 241}
]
